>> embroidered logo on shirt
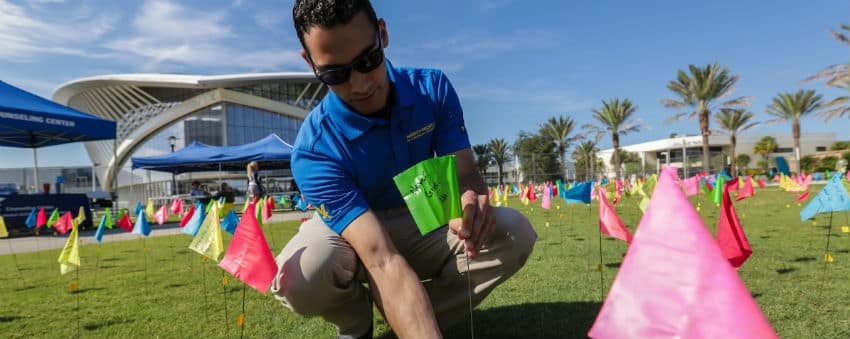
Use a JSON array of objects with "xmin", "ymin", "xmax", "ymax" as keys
[
  {"xmin": 317, "ymin": 203, "xmax": 332, "ymax": 220},
  {"xmin": 406, "ymin": 122, "xmax": 435, "ymax": 142}
]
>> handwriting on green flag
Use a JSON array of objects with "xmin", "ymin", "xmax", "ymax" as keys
[{"xmin": 393, "ymin": 155, "xmax": 462, "ymax": 235}]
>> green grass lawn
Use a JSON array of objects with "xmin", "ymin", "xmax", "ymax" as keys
[{"xmin": 1, "ymin": 187, "xmax": 849, "ymax": 338}]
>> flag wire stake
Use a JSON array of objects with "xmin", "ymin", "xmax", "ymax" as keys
[{"xmin": 466, "ymin": 255, "xmax": 474, "ymax": 339}]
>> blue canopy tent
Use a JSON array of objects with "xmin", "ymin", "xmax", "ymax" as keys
[
  {"xmin": 0, "ymin": 80, "xmax": 116, "ymax": 191},
  {"xmin": 131, "ymin": 133, "xmax": 295, "ymax": 174}
]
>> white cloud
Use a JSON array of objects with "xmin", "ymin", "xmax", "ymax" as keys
[
  {"xmin": 0, "ymin": 0, "xmax": 118, "ymax": 60},
  {"xmin": 106, "ymin": 0, "xmax": 304, "ymax": 71}
]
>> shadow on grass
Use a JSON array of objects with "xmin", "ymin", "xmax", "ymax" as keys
[
  {"xmin": 0, "ymin": 316, "xmax": 23, "ymax": 323},
  {"xmin": 604, "ymin": 263, "xmax": 621, "ymax": 268},
  {"xmin": 165, "ymin": 283, "xmax": 187, "ymax": 288},
  {"xmin": 376, "ymin": 302, "xmax": 602, "ymax": 339},
  {"xmin": 13, "ymin": 285, "xmax": 37, "ymax": 292},
  {"xmin": 792, "ymin": 257, "xmax": 816, "ymax": 262},
  {"xmin": 84, "ymin": 318, "xmax": 134, "ymax": 331},
  {"xmin": 574, "ymin": 238, "xmax": 585, "ymax": 241},
  {"xmin": 101, "ymin": 258, "xmax": 121, "ymax": 262},
  {"xmin": 776, "ymin": 268, "xmax": 797, "ymax": 275},
  {"xmin": 751, "ymin": 292, "xmax": 763, "ymax": 299},
  {"xmin": 71, "ymin": 287, "xmax": 105, "ymax": 295}
]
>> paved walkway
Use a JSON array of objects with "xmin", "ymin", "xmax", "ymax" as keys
[{"xmin": 0, "ymin": 210, "xmax": 313, "ymax": 255}]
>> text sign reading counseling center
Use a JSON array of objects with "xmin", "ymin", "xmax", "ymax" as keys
[{"xmin": 393, "ymin": 155, "xmax": 462, "ymax": 235}]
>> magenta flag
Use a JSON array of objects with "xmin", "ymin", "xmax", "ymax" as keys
[
  {"xmin": 180, "ymin": 204, "xmax": 196, "ymax": 227},
  {"xmin": 36, "ymin": 208, "xmax": 47, "ymax": 228},
  {"xmin": 597, "ymin": 186, "xmax": 632, "ymax": 243},
  {"xmin": 53, "ymin": 212, "xmax": 74, "ymax": 235},
  {"xmin": 794, "ymin": 192, "xmax": 810, "ymax": 203},
  {"xmin": 154, "ymin": 205, "xmax": 168, "ymax": 225},
  {"xmin": 682, "ymin": 176, "xmax": 700, "ymax": 196},
  {"xmin": 736, "ymin": 176, "xmax": 755, "ymax": 201},
  {"xmin": 541, "ymin": 184, "xmax": 551, "ymax": 209},
  {"xmin": 219, "ymin": 203, "xmax": 278, "ymax": 293},
  {"xmin": 170, "ymin": 198, "xmax": 183, "ymax": 215},
  {"xmin": 757, "ymin": 177, "xmax": 766, "ymax": 189},
  {"xmin": 588, "ymin": 167, "xmax": 777, "ymax": 339},
  {"xmin": 717, "ymin": 180, "xmax": 752, "ymax": 268}
]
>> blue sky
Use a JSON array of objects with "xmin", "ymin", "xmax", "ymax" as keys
[{"xmin": 1, "ymin": 0, "xmax": 849, "ymax": 168}]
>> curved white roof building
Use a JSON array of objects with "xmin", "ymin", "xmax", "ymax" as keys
[{"xmin": 53, "ymin": 73, "xmax": 327, "ymax": 204}]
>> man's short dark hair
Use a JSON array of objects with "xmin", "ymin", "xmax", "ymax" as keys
[{"xmin": 292, "ymin": 0, "xmax": 379, "ymax": 51}]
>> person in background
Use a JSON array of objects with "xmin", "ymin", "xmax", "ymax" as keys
[
  {"xmin": 247, "ymin": 161, "xmax": 265, "ymax": 202},
  {"xmin": 190, "ymin": 181, "xmax": 204, "ymax": 196}
]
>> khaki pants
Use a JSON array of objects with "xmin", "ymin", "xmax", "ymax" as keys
[{"xmin": 271, "ymin": 207, "xmax": 537, "ymax": 338}]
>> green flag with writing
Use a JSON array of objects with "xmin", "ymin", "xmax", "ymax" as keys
[{"xmin": 393, "ymin": 155, "xmax": 462, "ymax": 235}]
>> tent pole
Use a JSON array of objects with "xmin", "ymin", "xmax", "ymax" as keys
[
  {"xmin": 32, "ymin": 148, "xmax": 39, "ymax": 193},
  {"xmin": 130, "ymin": 169, "xmax": 134, "ymax": 206},
  {"xmin": 218, "ymin": 163, "xmax": 222, "ymax": 189}
]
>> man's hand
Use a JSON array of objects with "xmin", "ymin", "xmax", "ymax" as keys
[{"xmin": 449, "ymin": 190, "xmax": 496, "ymax": 259}]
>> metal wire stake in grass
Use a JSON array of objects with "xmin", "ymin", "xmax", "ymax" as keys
[
  {"xmin": 221, "ymin": 272, "xmax": 230, "ymax": 338},
  {"xmin": 239, "ymin": 283, "xmax": 247, "ymax": 339},
  {"xmin": 202, "ymin": 257, "xmax": 210, "ymax": 325},
  {"xmin": 819, "ymin": 212, "xmax": 835, "ymax": 291},
  {"xmin": 75, "ymin": 265, "xmax": 80, "ymax": 339},
  {"xmin": 466, "ymin": 255, "xmax": 474, "ymax": 339},
  {"xmin": 140, "ymin": 236, "xmax": 148, "ymax": 281},
  {"xmin": 5, "ymin": 238, "xmax": 24, "ymax": 284},
  {"xmin": 596, "ymin": 204, "xmax": 604, "ymax": 302},
  {"xmin": 93, "ymin": 244, "xmax": 101, "ymax": 288}
]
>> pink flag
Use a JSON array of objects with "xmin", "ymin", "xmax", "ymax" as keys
[
  {"xmin": 219, "ymin": 203, "xmax": 278, "ymax": 293},
  {"xmin": 597, "ymin": 187, "xmax": 632, "ymax": 243},
  {"xmin": 36, "ymin": 208, "xmax": 47, "ymax": 228},
  {"xmin": 170, "ymin": 198, "xmax": 183, "ymax": 215},
  {"xmin": 718, "ymin": 180, "xmax": 752, "ymax": 268},
  {"xmin": 541, "ymin": 184, "xmax": 551, "ymax": 209},
  {"xmin": 727, "ymin": 177, "xmax": 739, "ymax": 191},
  {"xmin": 180, "ymin": 204, "xmax": 196, "ymax": 227},
  {"xmin": 53, "ymin": 212, "xmax": 74, "ymax": 235},
  {"xmin": 682, "ymin": 176, "xmax": 700, "ymax": 196},
  {"xmin": 154, "ymin": 205, "xmax": 168, "ymax": 225},
  {"xmin": 736, "ymin": 176, "xmax": 754, "ymax": 201},
  {"xmin": 588, "ymin": 167, "xmax": 777, "ymax": 339},
  {"xmin": 794, "ymin": 192, "xmax": 810, "ymax": 203},
  {"xmin": 262, "ymin": 197, "xmax": 273, "ymax": 223},
  {"xmin": 757, "ymin": 177, "xmax": 766, "ymax": 189}
]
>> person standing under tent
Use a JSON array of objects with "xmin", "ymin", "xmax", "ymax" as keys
[{"xmin": 247, "ymin": 161, "xmax": 265, "ymax": 202}]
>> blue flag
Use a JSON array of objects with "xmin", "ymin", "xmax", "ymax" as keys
[
  {"xmin": 182, "ymin": 202, "xmax": 204, "ymax": 236},
  {"xmin": 800, "ymin": 174, "xmax": 850, "ymax": 221},
  {"xmin": 295, "ymin": 195, "xmax": 308, "ymax": 212},
  {"xmin": 563, "ymin": 181, "xmax": 593, "ymax": 204},
  {"xmin": 220, "ymin": 209, "xmax": 239, "ymax": 235},
  {"xmin": 775, "ymin": 157, "xmax": 791, "ymax": 177},
  {"xmin": 135, "ymin": 201, "xmax": 143, "ymax": 217},
  {"xmin": 25, "ymin": 208, "xmax": 37, "ymax": 228},
  {"xmin": 95, "ymin": 216, "xmax": 107, "ymax": 243},
  {"xmin": 132, "ymin": 210, "xmax": 151, "ymax": 236}
]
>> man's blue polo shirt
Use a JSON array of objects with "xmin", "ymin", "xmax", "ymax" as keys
[{"xmin": 291, "ymin": 60, "xmax": 470, "ymax": 234}]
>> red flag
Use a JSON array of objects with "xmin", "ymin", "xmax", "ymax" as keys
[
  {"xmin": 53, "ymin": 212, "xmax": 74, "ymax": 235},
  {"xmin": 36, "ymin": 208, "xmax": 47, "ymax": 228},
  {"xmin": 170, "ymin": 198, "xmax": 183, "ymax": 215},
  {"xmin": 757, "ymin": 177, "xmax": 766, "ymax": 189},
  {"xmin": 794, "ymin": 192, "xmax": 810, "ymax": 203},
  {"xmin": 154, "ymin": 205, "xmax": 168, "ymax": 225},
  {"xmin": 717, "ymin": 180, "xmax": 752, "ymax": 268},
  {"xmin": 527, "ymin": 183, "xmax": 537, "ymax": 202},
  {"xmin": 597, "ymin": 187, "xmax": 632, "ymax": 243},
  {"xmin": 728, "ymin": 177, "xmax": 740, "ymax": 191},
  {"xmin": 705, "ymin": 180, "xmax": 713, "ymax": 193},
  {"xmin": 219, "ymin": 203, "xmax": 278, "ymax": 293},
  {"xmin": 117, "ymin": 213, "xmax": 133, "ymax": 232},
  {"xmin": 736, "ymin": 176, "xmax": 755, "ymax": 201},
  {"xmin": 180, "ymin": 204, "xmax": 196, "ymax": 227},
  {"xmin": 262, "ymin": 197, "xmax": 273, "ymax": 223}
]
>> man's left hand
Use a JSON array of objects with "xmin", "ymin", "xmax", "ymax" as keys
[{"xmin": 449, "ymin": 190, "xmax": 496, "ymax": 259}]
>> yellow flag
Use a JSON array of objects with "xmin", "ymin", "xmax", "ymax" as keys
[
  {"xmin": 825, "ymin": 253, "xmax": 834, "ymax": 262},
  {"xmin": 188, "ymin": 204, "xmax": 223, "ymax": 261},
  {"xmin": 493, "ymin": 188, "xmax": 502, "ymax": 207},
  {"xmin": 145, "ymin": 199, "xmax": 155, "ymax": 218},
  {"xmin": 841, "ymin": 226, "xmax": 849, "ymax": 233},
  {"xmin": 75, "ymin": 206, "xmax": 87, "ymax": 224},
  {"xmin": 0, "ymin": 216, "xmax": 8, "ymax": 238},
  {"xmin": 57, "ymin": 221, "xmax": 80, "ymax": 275}
]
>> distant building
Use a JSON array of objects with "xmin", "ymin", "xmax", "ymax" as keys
[
  {"xmin": 53, "ymin": 73, "xmax": 327, "ymax": 207},
  {"xmin": 596, "ymin": 133, "xmax": 837, "ymax": 178}
]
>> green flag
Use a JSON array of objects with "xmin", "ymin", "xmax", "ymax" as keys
[
  {"xmin": 710, "ymin": 175, "xmax": 726, "ymax": 205},
  {"xmin": 103, "ymin": 207, "xmax": 113, "ymax": 229},
  {"xmin": 47, "ymin": 208, "xmax": 60, "ymax": 228},
  {"xmin": 393, "ymin": 155, "xmax": 462, "ymax": 235},
  {"xmin": 205, "ymin": 199, "xmax": 215, "ymax": 214}
]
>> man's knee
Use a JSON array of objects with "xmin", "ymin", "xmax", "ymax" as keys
[
  {"xmin": 272, "ymin": 239, "xmax": 358, "ymax": 316},
  {"xmin": 493, "ymin": 207, "xmax": 537, "ymax": 270}
]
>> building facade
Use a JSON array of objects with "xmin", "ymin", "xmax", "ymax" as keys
[
  {"xmin": 596, "ymin": 133, "xmax": 837, "ymax": 179},
  {"xmin": 53, "ymin": 73, "xmax": 327, "ymax": 208}
]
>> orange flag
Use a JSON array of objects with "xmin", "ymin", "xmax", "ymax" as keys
[{"xmin": 718, "ymin": 180, "xmax": 752, "ymax": 268}]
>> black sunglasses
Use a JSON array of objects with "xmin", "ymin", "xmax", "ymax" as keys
[{"xmin": 308, "ymin": 28, "xmax": 384, "ymax": 86}]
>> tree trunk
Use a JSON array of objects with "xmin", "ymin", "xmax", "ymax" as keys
[
  {"xmin": 699, "ymin": 106, "xmax": 711, "ymax": 173},
  {"xmin": 498, "ymin": 163, "xmax": 504, "ymax": 185},
  {"xmin": 730, "ymin": 133, "xmax": 737, "ymax": 176},
  {"xmin": 612, "ymin": 133, "xmax": 621, "ymax": 180},
  {"xmin": 793, "ymin": 118, "xmax": 801, "ymax": 174}
]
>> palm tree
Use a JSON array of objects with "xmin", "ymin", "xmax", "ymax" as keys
[
  {"xmin": 736, "ymin": 154, "xmax": 751, "ymax": 172},
  {"xmin": 572, "ymin": 140, "xmax": 599, "ymax": 181},
  {"xmin": 715, "ymin": 108, "xmax": 758, "ymax": 175},
  {"xmin": 765, "ymin": 89, "xmax": 826, "ymax": 174},
  {"xmin": 472, "ymin": 144, "xmax": 490, "ymax": 176},
  {"xmin": 661, "ymin": 63, "xmax": 750, "ymax": 172},
  {"xmin": 804, "ymin": 24, "xmax": 850, "ymax": 121},
  {"xmin": 539, "ymin": 116, "xmax": 578, "ymax": 180},
  {"xmin": 587, "ymin": 98, "xmax": 644, "ymax": 180},
  {"xmin": 488, "ymin": 138, "xmax": 510, "ymax": 185},
  {"xmin": 752, "ymin": 136, "xmax": 777, "ymax": 171}
]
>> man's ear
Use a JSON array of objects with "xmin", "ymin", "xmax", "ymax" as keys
[
  {"xmin": 378, "ymin": 18, "xmax": 389, "ymax": 49},
  {"xmin": 300, "ymin": 49, "xmax": 312, "ymax": 69}
]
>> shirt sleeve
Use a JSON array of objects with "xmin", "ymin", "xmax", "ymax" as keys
[
  {"xmin": 291, "ymin": 148, "xmax": 370, "ymax": 234},
  {"xmin": 432, "ymin": 71, "xmax": 471, "ymax": 156}
]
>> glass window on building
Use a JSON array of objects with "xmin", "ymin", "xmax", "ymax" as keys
[{"xmin": 225, "ymin": 103, "xmax": 302, "ymax": 145}]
